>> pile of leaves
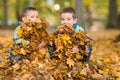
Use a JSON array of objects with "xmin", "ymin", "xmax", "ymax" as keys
[
  {"xmin": 0, "ymin": 18, "xmax": 52, "ymax": 79},
  {"xmin": 50, "ymin": 24, "xmax": 90, "ymax": 60},
  {"xmin": 1, "ymin": 23, "xmax": 92, "ymax": 79},
  {"xmin": 47, "ymin": 24, "xmax": 91, "ymax": 79},
  {"xmin": 1, "ymin": 26, "xmax": 120, "ymax": 79},
  {"xmin": 12, "ymin": 18, "xmax": 50, "ymax": 59},
  {"xmin": 89, "ymin": 37, "xmax": 120, "ymax": 80}
]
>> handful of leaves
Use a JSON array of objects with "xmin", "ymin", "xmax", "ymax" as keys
[
  {"xmin": 50, "ymin": 24, "xmax": 90, "ymax": 61},
  {"xmin": 12, "ymin": 18, "xmax": 49, "ymax": 56},
  {"xmin": 48, "ymin": 24, "xmax": 91, "ymax": 79}
]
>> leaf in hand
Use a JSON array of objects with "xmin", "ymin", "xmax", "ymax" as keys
[{"xmin": 66, "ymin": 58, "xmax": 75, "ymax": 68}]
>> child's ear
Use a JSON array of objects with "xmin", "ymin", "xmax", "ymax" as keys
[
  {"xmin": 74, "ymin": 18, "xmax": 78, "ymax": 23},
  {"xmin": 22, "ymin": 17, "xmax": 26, "ymax": 22}
]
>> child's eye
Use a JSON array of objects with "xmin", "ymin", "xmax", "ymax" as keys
[
  {"xmin": 61, "ymin": 18, "xmax": 65, "ymax": 20},
  {"xmin": 67, "ymin": 19, "xmax": 71, "ymax": 20},
  {"xmin": 31, "ymin": 16, "xmax": 34, "ymax": 18}
]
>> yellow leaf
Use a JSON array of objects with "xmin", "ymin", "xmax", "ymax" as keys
[
  {"xmin": 12, "ymin": 50, "xmax": 19, "ymax": 55},
  {"xmin": 76, "ymin": 54, "xmax": 83, "ymax": 59},
  {"xmin": 98, "ymin": 69, "xmax": 104, "ymax": 74},
  {"xmin": 68, "ymin": 40, "xmax": 72, "ymax": 44},
  {"xmin": 80, "ymin": 68, "xmax": 87, "ymax": 76},
  {"xmin": 22, "ymin": 38, "xmax": 26, "ymax": 46},
  {"xmin": 78, "ymin": 62, "xmax": 83, "ymax": 66},
  {"xmin": 33, "ymin": 51, "xmax": 37, "ymax": 55},
  {"xmin": 49, "ymin": 75, "xmax": 55, "ymax": 80},
  {"xmin": 22, "ymin": 39, "xmax": 29, "ymax": 46},
  {"xmin": 34, "ymin": 30, "xmax": 39, "ymax": 37},
  {"xmin": 32, "ymin": 57, "xmax": 38, "ymax": 65},
  {"xmin": 104, "ymin": 58, "xmax": 110, "ymax": 63},
  {"xmin": 61, "ymin": 34, "xmax": 71, "ymax": 41},
  {"xmin": 0, "ymin": 70, "xmax": 5, "ymax": 75},
  {"xmin": 0, "ymin": 62, "xmax": 6, "ymax": 68},
  {"xmin": 38, "ymin": 62, "xmax": 44, "ymax": 68},
  {"xmin": 36, "ymin": 25, "xmax": 42, "ymax": 29},
  {"xmin": 54, "ymin": 69, "xmax": 60, "ymax": 75},
  {"xmin": 58, "ymin": 53, "xmax": 62, "ymax": 59},
  {"xmin": 66, "ymin": 58, "xmax": 74, "ymax": 67},
  {"xmin": 20, "ymin": 48, "xmax": 26, "ymax": 55},
  {"xmin": 20, "ymin": 69, "xmax": 29, "ymax": 75},
  {"xmin": 12, "ymin": 63, "xmax": 21, "ymax": 72},
  {"xmin": 16, "ymin": 28, "xmax": 23, "ymax": 36},
  {"xmin": 26, "ymin": 27, "xmax": 32, "ymax": 31}
]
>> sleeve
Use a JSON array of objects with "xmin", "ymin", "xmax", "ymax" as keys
[
  {"xmin": 13, "ymin": 25, "xmax": 30, "ymax": 45},
  {"xmin": 75, "ymin": 25, "xmax": 84, "ymax": 32},
  {"xmin": 73, "ymin": 23, "xmax": 84, "ymax": 32},
  {"xmin": 13, "ymin": 25, "xmax": 22, "ymax": 44}
]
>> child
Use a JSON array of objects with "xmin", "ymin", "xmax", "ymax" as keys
[
  {"xmin": 48, "ymin": 7, "xmax": 92, "ymax": 62},
  {"xmin": 60, "ymin": 7, "xmax": 92, "ymax": 62},
  {"xmin": 9, "ymin": 7, "xmax": 39, "ymax": 61},
  {"xmin": 60, "ymin": 7, "xmax": 84, "ymax": 32}
]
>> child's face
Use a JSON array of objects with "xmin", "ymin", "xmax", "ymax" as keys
[
  {"xmin": 60, "ymin": 13, "xmax": 77, "ymax": 25},
  {"xmin": 22, "ymin": 10, "xmax": 38, "ymax": 22}
]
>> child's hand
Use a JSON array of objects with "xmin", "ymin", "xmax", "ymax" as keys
[
  {"xmin": 37, "ymin": 41, "xmax": 46, "ymax": 49},
  {"xmin": 70, "ymin": 46, "xmax": 79, "ymax": 54}
]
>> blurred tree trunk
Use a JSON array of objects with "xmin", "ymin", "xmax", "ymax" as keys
[
  {"xmin": 16, "ymin": 0, "xmax": 21, "ymax": 22},
  {"xmin": 3, "ymin": 0, "xmax": 8, "ymax": 28},
  {"xmin": 85, "ymin": 6, "xmax": 92, "ymax": 31},
  {"xmin": 118, "ymin": 14, "xmax": 120, "ymax": 28},
  {"xmin": 75, "ymin": 0, "xmax": 83, "ymax": 26},
  {"xmin": 107, "ymin": 0, "xmax": 118, "ymax": 28}
]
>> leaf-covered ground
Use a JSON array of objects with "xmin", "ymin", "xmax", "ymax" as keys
[{"xmin": 0, "ymin": 29, "xmax": 120, "ymax": 80}]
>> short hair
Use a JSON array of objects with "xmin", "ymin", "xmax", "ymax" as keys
[
  {"xmin": 60, "ymin": 7, "xmax": 76, "ymax": 18},
  {"xmin": 21, "ymin": 7, "xmax": 38, "ymax": 17}
]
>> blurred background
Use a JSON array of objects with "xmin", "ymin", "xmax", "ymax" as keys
[{"xmin": 0, "ymin": 0, "xmax": 120, "ymax": 31}]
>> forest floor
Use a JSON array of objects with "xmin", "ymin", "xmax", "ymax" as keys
[{"xmin": 0, "ymin": 29, "xmax": 120, "ymax": 79}]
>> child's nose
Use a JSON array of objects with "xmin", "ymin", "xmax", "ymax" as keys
[
  {"xmin": 64, "ymin": 20, "xmax": 68, "ymax": 24},
  {"xmin": 34, "ymin": 18, "xmax": 37, "ymax": 20}
]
